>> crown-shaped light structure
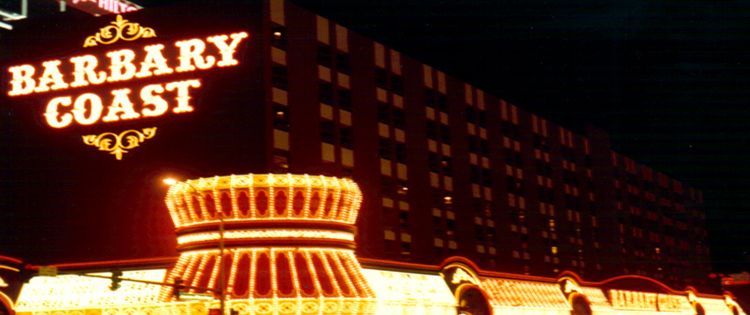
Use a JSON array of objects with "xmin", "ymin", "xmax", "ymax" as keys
[{"xmin": 161, "ymin": 174, "xmax": 375, "ymax": 315}]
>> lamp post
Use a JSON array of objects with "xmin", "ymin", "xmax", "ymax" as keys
[{"xmin": 163, "ymin": 178, "xmax": 227, "ymax": 315}]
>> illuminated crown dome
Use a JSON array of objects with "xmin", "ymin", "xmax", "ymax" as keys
[{"xmin": 160, "ymin": 174, "xmax": 375, "ymax": 315}]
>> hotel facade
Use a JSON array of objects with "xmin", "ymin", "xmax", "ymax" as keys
[{"xmin": 0, "ymin": 1, "xmax": 731, "ymax": 315}]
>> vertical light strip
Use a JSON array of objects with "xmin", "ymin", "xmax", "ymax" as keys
[
  {"xmin": 329, "ymin": 251, "xmax": 356, "ymax": 297},
  {"xmin": 248, "ymin": 250, "xmax": 258, "ymax": 298},
  {"xmin": 316, "ymin": 175, "xmax": 328, "ymax": 219},
  {"xmin": 189, "ymin": 254, "xmax": 210, "ymax": 292},
  {"xmin": 319, "ymin": 251, "xmax": 342, "ymax": 297},
  {"xmin": 286, "ymin": 251, "xmax": 301, "ymax": 297},
  {"xmin": 304, "ymin": 251, "xmax": 323, "ymax": 297},
  {"xmin": 182, "ymin": 189, "xmax": 197, "ymax": 223},
  {"xmin": 212, "ymin": 176, "xmax": 222, "ymax": 219},
  {"xmin": 206, "ymin": 252, "xmax": 220, "ymax": 294},
  {"xmin": 286, "ymin": 173, "xmax": 294, "ymax": 218},
  {"xmin": 329, "ymin": 177, "xmax": 341, "ymax": 219},
  {"xmin": 181, "ymin": 254, "xmax": 201, "ymax": 291},
  {"xmin": 303, "ymin": 174, "xmax": 312, "ymax": 217},
  {"xmin": 248, "ymin": 174, "xmax": 256, "ymax": 218},
  {"xmin": 268, "ymin": 174, "xmax": 276, "ymax": 218},
  {"xmin": 270, "ymin": 248, "xmax": 278, "ymax": 299},
  {"xmin": 226, "ymin": 250, "xmax": 240, "ymax": 296},
  {"xmin": 161, "ymin": 254, "xmax": 191, "ymax": 300},
  {"xmin": 229, "ymin": 174, "xmax": 239, "ymax": 219},
  {"xmin": 165, "ymin": 187, "xmax": 183, "ymax": 228}
]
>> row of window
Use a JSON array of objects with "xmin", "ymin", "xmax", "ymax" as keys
[{"xmin": 267, "ymin": 7, "xmax": 707, "ymax": 273}]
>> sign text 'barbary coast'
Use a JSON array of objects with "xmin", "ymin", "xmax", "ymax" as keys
[{"xmin": 6, "ymin": 31, "xmax": 248, "ymax": 128}]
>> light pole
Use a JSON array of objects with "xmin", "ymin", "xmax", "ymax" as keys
[{"xmin": 163, "ymin": 178, "xmax": 227, "ymax": 315}]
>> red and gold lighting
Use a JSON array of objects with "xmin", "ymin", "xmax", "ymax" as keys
[
  {"xmin": 5, "ymin": 16, "xmax": 248, "ymax": 129},
  {"xmin": 8, "ymin": 174, "xmax": 747, "ymax": 315},
  {"xmin": 161, "ymin": 174, "xmax": 375, "ymax": 314}
]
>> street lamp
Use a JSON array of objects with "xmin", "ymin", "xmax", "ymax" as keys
[{"xmin": 163, "ymin": 177, "xmax": 227, "ymax": 315}]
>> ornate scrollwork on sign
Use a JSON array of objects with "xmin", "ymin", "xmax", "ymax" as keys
[
  {"xmin": 82, "ymin": 127, "xmax": 157, "ymax": 160},
  {"xmin": 83, "ymin": 14, "xmax": 156, "ymax": 48}
]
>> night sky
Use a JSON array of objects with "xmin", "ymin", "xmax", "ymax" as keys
[{"xmin": 6, "ymin": 0, "xmax": 750, "ymax": 273}]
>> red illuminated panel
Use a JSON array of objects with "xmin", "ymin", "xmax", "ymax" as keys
[{"xmin": 67, "ymin": 0, "xmax": 142, "ymax": 15}]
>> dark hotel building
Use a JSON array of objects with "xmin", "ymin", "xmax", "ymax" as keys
[
  {"xmin": 255, "ymin": 0, "xmax": 712, "ymax": 286},
  {"xmin": 0, "ymin": 1, "xmax": 726, "ymax": 315}
]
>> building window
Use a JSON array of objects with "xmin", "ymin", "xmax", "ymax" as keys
[
  {"xmin": 321, "ymin": 143, "xmax": 335, "ymax": 162},
  {"xmin": 379, "ymin": 139, "xmax": 392, "ymax": 159},
  {"xmin": 271, "ymin": 23, "xmax": 287, "ymax": 49},
  {"xmin": 319, "ymin": 82, "xmax": 334, "ymax": 104},
  {"xmin": 273, "ymin": 130, "xmax": 289, "ymax": 151},
  {"xmin": 272, "ymin": 104, "xmax": 289, "ymax": 131},
  {"xmin": 320, "ymin": 120, "xmax": 336, "ymax": 143},
  {"xmin": 377, "ymin": 102, "xmax": 391, "ymax": 123},
  {"xmin": 395, "ymin": 143, "xmax": 407, "ymax": 163},
  {"xmin": 391, "ymin": 75, "xmax": 404, "ymax": 95},
  {"xmin": 317, "ymin": 45, "xmax": 333, "ymax": 68},
  {"xmin": 273, "ymin": 152, "xmax": 289, "ymax": 171},
  {"xmin": 340, "ymin": 127, "xmax": 353, "ymax": 149},
  {"xmin": 336, "ymin": 53, "xmax": 351, "ymax": 74},
  {"xmin": 426, "ymin": 121, "xmax": 438, "ymax": 140},
  {"xmin": 393, "ymin": 108, "xmax": 405, "ymax": 129},
  {"xmin": 338, "ymin": 89, "xmax": 352, "ymax": 111},
  {"xmin": 272, "ymin": 64, "xmax": 288, "ymax": 90},
  {"xmin": 375, "ymin": 68, "xmax": 388, "ymax": 88}
]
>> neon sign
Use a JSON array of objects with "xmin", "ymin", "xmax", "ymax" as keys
[
  {"xmin": 4, "ymin": 15, "xmax": 249, "ymax": 159},
  {"xmin": 608, "ymin": 289, "xmax": 691, "ymax": 312},
  {"xmin": 68, "ymin": 0, "xmax": 142, "ymax": 16},
  {"xmin": 7, "ymin": 31, "xmax": 248, "ymax": 128}
]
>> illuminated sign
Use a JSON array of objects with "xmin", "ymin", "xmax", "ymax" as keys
[
  {"xmin": 67, "ymin": 0, "xmax": 142, "ymax": 16},
  {"xmin": 6, "ymin": 29, "xmax": 248, "ymax": 127},
  {"xmin": 4, "ymin": 15, "xmax": 249, "ymax": 159},
  {"xmin": 657, "ymin": 294, "xmax": 691, "ymax": 312},
  {"xmin": 609, "ymin": 289, "xmax": 690, "ymax": 312},
  {"xmin": 609, "ymin": 289, "xmax": 657, "ymax": 310}
]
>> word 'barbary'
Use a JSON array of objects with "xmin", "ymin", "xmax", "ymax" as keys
[{"xmin": 5, "ymin": 31, "xmax": 249, "ymax": 128}]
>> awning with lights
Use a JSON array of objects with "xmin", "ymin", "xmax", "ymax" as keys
[
  {"xmin": 360, "ymin": 268, "xmax": 455, "ymax": 315},
  {"xmin": 579, "ymin": 286, "xmax": 618, "ymax": 315},
  {"xmin": 15, "ymin": 269, "xmax": 166, "ymax": 313},
  {"xmin": 479, "ymin": 277, "xmax": 571, "ymax": 315},
  {"xmin": 698, "ymin": 297, "xmax": 743, "ymax": 315}
]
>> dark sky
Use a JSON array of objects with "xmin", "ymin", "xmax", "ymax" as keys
[{"xmin": 7, "ymin": 0, "xmax": 750, "ymax": 273}]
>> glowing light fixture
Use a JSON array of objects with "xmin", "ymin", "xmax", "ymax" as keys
[
  {"xmin": 15, "ymin": 270, "xmax": 167, "ymax": 311},
  {"xmin": 161, "ymin": 174, "xmax": 376, "ymax": 314},
  {"xmin": 480, "ymin": 277, "xmax": 571, "ymax": 315},
  {"xmin": 361, "ymin": 268, "xmax": 455, "ymax": 315}
]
